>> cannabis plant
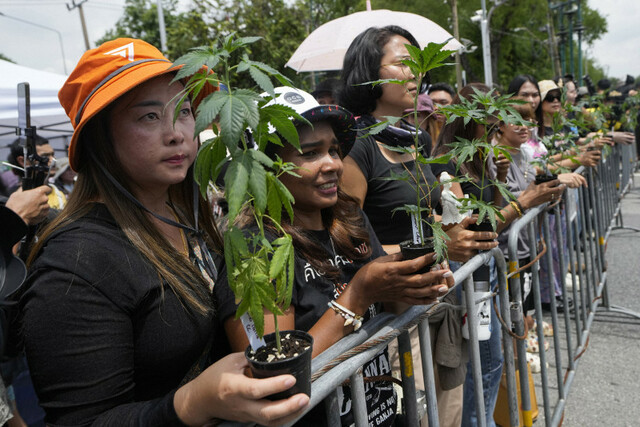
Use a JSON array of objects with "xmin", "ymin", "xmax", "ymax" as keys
[{"xmin": 173, "ymin": 34, "xmax": 308, "ymax": 352}]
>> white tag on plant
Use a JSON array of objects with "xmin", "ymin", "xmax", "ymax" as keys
[
  {"xmin": 240, "ymin": 312, "xmax": 266, "ymax": 351},
  {"xmin": 410, "ymin": 212, "xmax": 423, "ymax": 245}
]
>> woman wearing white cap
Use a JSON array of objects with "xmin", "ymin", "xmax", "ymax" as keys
[
  {"xmin": 21, "ymin": 39, "xmax": 311, "ymax": 426},
  {"xmin": 216, "ymin": 87, "xmax": 454, "ymax": 426}
]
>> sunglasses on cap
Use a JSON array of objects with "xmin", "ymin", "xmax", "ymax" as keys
[{"xmin": 544, "ymin": 93, "xmax": 561, "ymax": 102}]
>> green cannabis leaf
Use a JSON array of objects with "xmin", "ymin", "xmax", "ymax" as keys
[{"xmin": 174, "ymin": 33, "xmax": 302, "ymax": 352}]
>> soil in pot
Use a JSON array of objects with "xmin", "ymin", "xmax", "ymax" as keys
[
  {"xmin": 245, "ymin": 330, "xmax": 313, "ymax": 400},
  {"xmin": 535, "ymin": 173, "xmax": 558, "ymax": 185},
  {"xmin": 400, "ymin": 238, "xmax": 437, "ymax": 274}
]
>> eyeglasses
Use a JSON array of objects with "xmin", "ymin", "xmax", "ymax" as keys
[{"xmin": 544, "ymin": 93, "xmax": 561, "ymax": 102}]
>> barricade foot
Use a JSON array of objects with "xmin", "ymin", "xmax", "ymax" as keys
[
  {"xmin": 597, "ymin": 305, "xmax": 640, "ymax": 320},
  {"xmin": 611, "ymin": 225, "xmax": 640, "ymax": 233}
]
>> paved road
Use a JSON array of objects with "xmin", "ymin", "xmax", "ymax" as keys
[{"xmin": 533, "ymin": 175, "xmax": 640, "ymax": 426}]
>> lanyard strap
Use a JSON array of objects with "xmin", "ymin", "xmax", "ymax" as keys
[{"xmin": 92, "ymin": 155, "xmax": 218, "ymax": 283}]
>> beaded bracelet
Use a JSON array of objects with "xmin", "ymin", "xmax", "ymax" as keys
[
  {"xmin": 328, "ymin": 300, "xmax": 363, "ymax": 331},
  {"xmin": 509, "ymin": 200, "xmax": 524, "ymax": 217}
]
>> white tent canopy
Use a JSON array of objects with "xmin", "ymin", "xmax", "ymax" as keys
[{"xmin": 0, "ymin": 59, "xmax": 72, "ymax": 161}]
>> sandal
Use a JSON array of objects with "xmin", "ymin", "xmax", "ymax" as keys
[
  {"xmin": 527, "ymin": 353, "xmax": 548, "ymax": 373},
  {"xmin": 533, "ymin": 320, "xmax": 554, "ymax": 337},
  {"xmin": 527, "ymin": 353, "xmax": 541, "ymax": 373},
  {"xmin": 526, "ymin": 330, "xmax": 550, "ymax": 353}
]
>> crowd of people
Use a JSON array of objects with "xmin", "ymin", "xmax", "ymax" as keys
[{"xmin": 0, "ymin": 21, "xmax": 637, "ymax": 427}]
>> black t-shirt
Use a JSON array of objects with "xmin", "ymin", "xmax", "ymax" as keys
[
  {"xmin": 20, "ymin": 203, "xmax": 221, "ymax": 426},
  {"xmin": 215, "ymin": 212, "xmax": 397, "ymax": 427},
  {"xmin": 347, "ymin": 131, "xmax": 441, "ymax": 245},
  {"xmin": 431, "ymin": 159, "xmax": 494, "ymax": 209}
]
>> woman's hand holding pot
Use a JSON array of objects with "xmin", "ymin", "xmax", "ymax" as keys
[
  {"xmin": 445, "ymin": 216, "xmax": 498, "ymax": 262},
  {"xmin": 577, "ymin": 149, "xmax": 601, "ymax": 167},
  {"xmin": 557, "ymin": 172, "xmax": 587, "ymax": 188},
  {"xmin": 608, "ymin": 131, "xmax": 634, "ymax": 145},
  {"xmin": 174, "ymin": 353, "xmax": 309, "ymax": 426},
  {"xmin": 518, "ymin": 181, "xmax": 566, "ymax": 209},
  {"xmin": 346, "ymin": 252, "xmax": 454, "ymax": 308}
]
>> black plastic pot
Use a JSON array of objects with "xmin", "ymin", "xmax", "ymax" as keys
[
  {"xmin": 399, "ymin": 238, "xmax": 436, "ymax": 274},
  {"xmin": 535, "ymin": 173, "xmax": 558, "ymax": 185},
  {"xmin": 245, "ymin": 330, "xmax": 313, "ymax": 400},
  {"xmin": 467, "ymin": 219, "xmax": 496, "ymax": 242}
]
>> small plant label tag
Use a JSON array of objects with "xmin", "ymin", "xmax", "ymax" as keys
[
  {"xmin": 410, "ymin": 213, "xmax": 423, "ymax": 245},
  {"xmin": 240, "ymin": 313, "xmax": 266, "ymax": 351}
]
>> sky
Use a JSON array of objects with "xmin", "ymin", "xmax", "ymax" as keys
[
  {"xmin": 588, "ymin": 0, "xmax": 640, "ymax": 79},
  {"xmin": 0, "ymin": 0, "xmax": 638, "ymax": 79}
]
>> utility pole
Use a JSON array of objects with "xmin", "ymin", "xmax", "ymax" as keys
[
  {"xmin": 546, "ymin": 2, "xmax": 562, "ymax": 77},
  {"xmin": 576, "ymin": 0, "xmax": 584, "ymax": 84},
  {"xmin": 67, "ymin": 0, "xmax": 90, "ymax": 51},
  {"xmin": 565, "ymin": 3, "xmax": 578, "ymax": 77},
  {"xmin": 156, "ymin": 0, "xmax": 167, "ymax": 55},
  {"xmin": 450, "ymin": 0, "xmax": 463, "ymax": 90},
  {"xmin": 471, "ymin": 0, "xmax": 506, "ymax": 88},
  {"xmin": 478, "ymin": 0, "xmax": 492, "ymax": 88}
]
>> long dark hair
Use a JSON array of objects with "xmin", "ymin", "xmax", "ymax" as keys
[
  {"xmin": 508, "ymin": 74, "xmax": 544, "ymax": 136},
  {"xmin": 257, "ymin": 126, "xmax": 372, "ymax": 280},
  {"xmin": 286, "ymin": 188, "xmax": 371, "ymax": 280},
  {"xmin": 338, "ymin": 25, "xmax": 420, "ymax": 116},
  {"xmin": 432, "ymin": 83, "xmax": 496, "ymax": 181},
  {"xmin": 29, "ymin": 107, "xmax": 223, "ymax": 315}
]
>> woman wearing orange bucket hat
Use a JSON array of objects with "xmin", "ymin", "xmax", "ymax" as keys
[{"xmin": 19, "ymin": 39, "xmax": 309, "ymax": 426}]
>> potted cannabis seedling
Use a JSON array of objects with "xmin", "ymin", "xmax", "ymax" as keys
[
  {"xmin": 364, "ymin": 40, "xmax": 457, "ymax": 270},
  {"xmin": 437, "ymin": 88, "xmax": 526, "ymax": 234},
  {"xmin": 173, "ymin": 34, "xmax": 312, "ymax": 398}
]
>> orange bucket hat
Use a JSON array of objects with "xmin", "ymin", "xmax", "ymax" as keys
[{"xmin": 59, "ymin": 38, "xmax": 216, "ymax": 171}]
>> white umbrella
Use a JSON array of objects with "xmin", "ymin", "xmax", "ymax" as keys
[{"xmin": 286, "ymin": 8, "xmax": 463, "ymax": 72}]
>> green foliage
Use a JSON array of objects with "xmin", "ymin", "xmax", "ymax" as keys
[
  {"xmin": 193, "ymin": 0, "xmax": 309, "ymax": 89},
  {"xmin": 98, "ymin": 0, "xmax": 611, "ymax": 89},
  {"xmin": 175, "ymin": 34, "xmax": 305, "ymax": 351},
  {"xmin": 620, "ymin": 94, "xmax": 640, "ymax": 130},
  {"xmin": 363, "ymin": 0, "xmax": 608, "ymax": 87},
  {"xmin": 364, "ymin": 41, "xmax": 455, "ymax": 259},
  {"xmin": 439, "ymin": 89, "xmax": 532, "ymax": 227},
  {"xmin": 95, "ymin": 0, "xmax": 212, "ymax": 60}
]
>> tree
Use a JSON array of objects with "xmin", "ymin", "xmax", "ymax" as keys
[
  {"xmin": 98, "ymin": 0, "xmax": 610, "ymax": 91},
  {"xmin": 194, "ymin": 0, "xmax": 309, "ymax": 89},
  {"xmin": 363, "ymin": 0, "xmax": 608, "ymax": 88},
  {"xmin": 96, "ymin": 0, "xmax": 211, "ymax": 61},
  {"xmin": 0, "ymin": 53, "xmax": 14, "ymax": 63},
  {"xmin": 98, "ymin": 0, "xmax": 312, "ymax": 89}
]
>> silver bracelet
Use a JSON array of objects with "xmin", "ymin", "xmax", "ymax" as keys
[{"xmin": 328, "ymin": 300, "xmax": 363, "ymax": 331}]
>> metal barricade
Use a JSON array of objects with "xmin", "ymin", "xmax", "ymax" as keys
[
  {"xmin": 220, "ymin": 142, "xmax": 635, "ymax": 427},
  {"xmin": 283, "ymin": 248, "xmax": 516, "ymax": 427},
  {"xmin": 503, "ymin": 142, "xmax": 636, "ymax": 427}
]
